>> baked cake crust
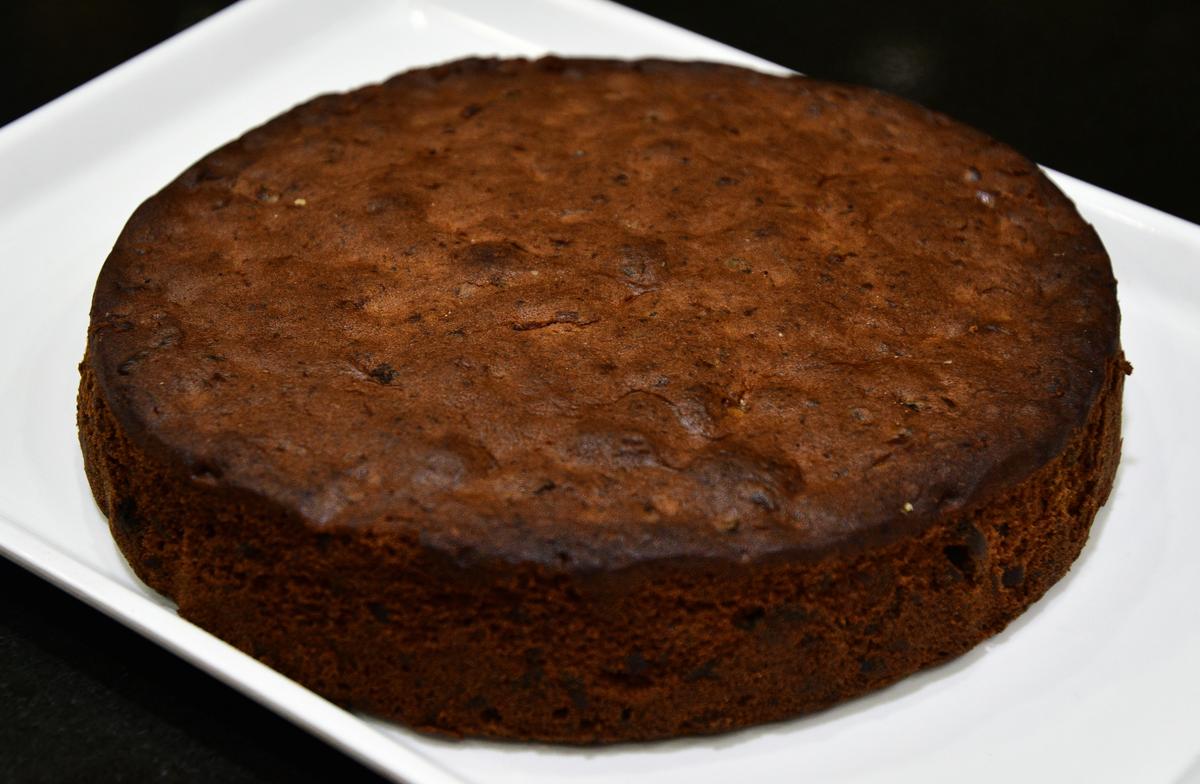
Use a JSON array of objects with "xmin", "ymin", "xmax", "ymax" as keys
[{"xmin": 78, "ymin": 57, "xmax": 1126, "ymax": 742}]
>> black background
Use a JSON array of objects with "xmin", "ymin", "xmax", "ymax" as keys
[{"xmin": 1, "ymin": 2, "xmax": 1196, "ymax": 782}]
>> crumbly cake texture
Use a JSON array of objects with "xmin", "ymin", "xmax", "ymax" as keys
[{"xmin": 79, "ymin": 57, "xmax": 1126, "ymax": 743}]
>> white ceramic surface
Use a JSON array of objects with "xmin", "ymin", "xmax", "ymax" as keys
[{"xmin": 1, "ymin": 1, "xmax": 1198, "ymax": 781}]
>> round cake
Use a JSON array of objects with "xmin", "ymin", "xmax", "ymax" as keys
[{"xmin": 78, "ymin": 57, "xmax": 1127, "ymax": 743}]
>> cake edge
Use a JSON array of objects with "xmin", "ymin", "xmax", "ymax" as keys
[{"xmin": 76, "ymin": 346, "xmax": 1127, "ymax": 743}]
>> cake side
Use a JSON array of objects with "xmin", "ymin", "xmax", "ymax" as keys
[{"xmin": 77, "ymin": 348, "xmax": 1125, "ymax": 742}]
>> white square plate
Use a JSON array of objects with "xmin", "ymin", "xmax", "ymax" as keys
[{"xmin": 2, "ymin": 1, "xmax": 1199, "ymax": 781}]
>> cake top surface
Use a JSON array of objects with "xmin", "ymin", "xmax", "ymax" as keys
[{"xmin": 88, "ymin": 57, "xmax": 1119, "ymax": 569}]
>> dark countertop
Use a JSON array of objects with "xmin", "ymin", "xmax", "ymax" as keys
[{"xmin": 1, "ymin": 1, "xmax": 1196, "ymax": 782}]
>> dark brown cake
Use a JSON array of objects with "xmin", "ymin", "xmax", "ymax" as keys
[{"xmin": 78, "ymin": 57, "xmax": 1127, "ymax": 743}]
